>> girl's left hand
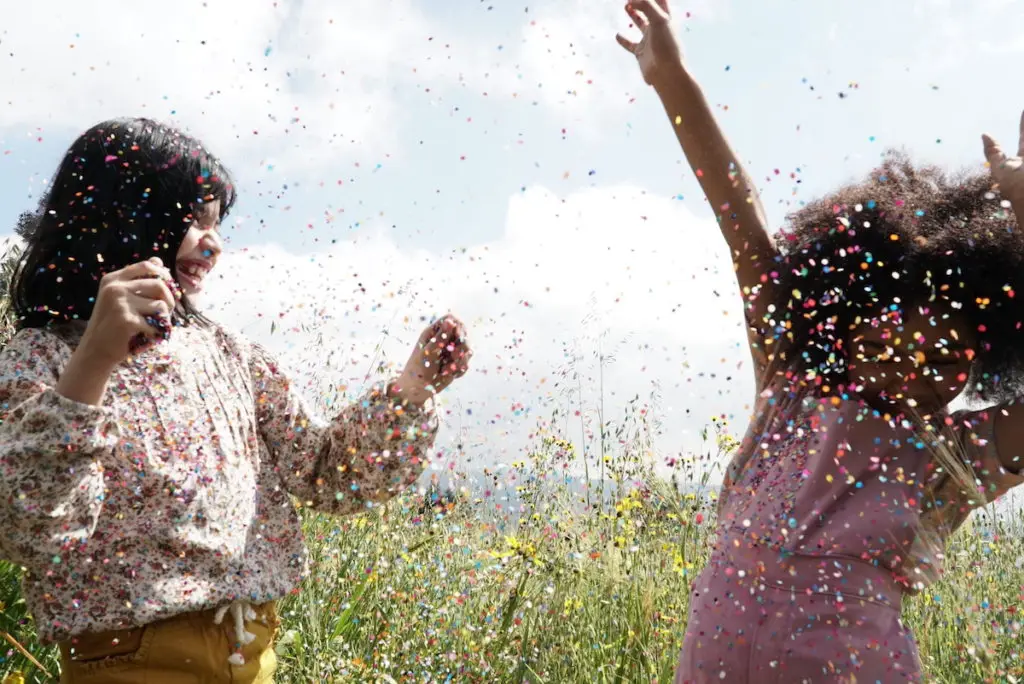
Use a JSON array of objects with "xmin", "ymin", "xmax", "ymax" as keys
[
  {"xmin": 390, "ymin": 314, "xmax": 472, "ymax": 407},
  {"xmin": 983, "ymin": 111, "xmax": 1024, "ymax": 207},
  {"xmin": 615, "ymin": 0, "xmax": 684, "ymax": 88}
]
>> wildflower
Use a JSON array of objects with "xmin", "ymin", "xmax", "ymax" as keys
[
  {"xmin": 614, "ymin": 493, "xmax": 643, "ymax": 515},
  {"xmin": 562, "ymin": 597, "xmax": 584, "ymax": 617},
  {"xmin": 489, "ymin": 535, "xmax": 537, "ymax": 561}
]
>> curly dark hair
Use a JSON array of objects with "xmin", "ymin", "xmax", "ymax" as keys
[{"xmin": 763, "ymin": 151, "xmax": 1024, "ymax": 403}]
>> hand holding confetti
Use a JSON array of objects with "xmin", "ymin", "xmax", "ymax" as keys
[
  {"xmin": 983, "ymin": 111, "xmax": 1024, "ymax": 210},
  {"xmin": 615, "ymin": 0, "xmax": 683, "ymax": 87},
  {"xmin": 389, "ymin": 314, "xmax": 472, "ymax": 407},
  {"xmin": 78, "ymin": 257, "xmax": 180, "ymax": 367}
]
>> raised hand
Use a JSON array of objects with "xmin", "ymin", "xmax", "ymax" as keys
[
  {"xmin": 983, "ymin": 111, "xmax": 1024, "ymax": 210},
  {"xmin": 390, "ymin": 314, "xmax": 472, "ymax": 407},
  {"xmin": 615, "ymin": 0, "xmax": 683, "ymax": 87},
  {"xmin": 80, "ymin": 257, "xmax": 180, "ymax": 367},
  {"xmin": 55, "ymin": 257, "xmax": 180, "ymax": 406}
]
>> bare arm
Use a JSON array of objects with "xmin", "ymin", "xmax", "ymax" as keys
[
  {"xmin": 993, "ymin": 409, "xmax": 1024, "ymax": 475},
  {"xmin": 651, "ymin": 65, "xmax": 776, "ymax": 300},
  {"xmin": 55, "ymin": 347, "xmax": 116, "ymax": 406},
  {"xmin": 652, "ymin": 67, "xmax": 778, "ymax": 376},
  {"xmin": 982, "ymin": 115, "xmax": 1024, "ymax": 476},
  {"xmin": 618, "ymin": 0, "xmax": 779, "ymax": 379}
]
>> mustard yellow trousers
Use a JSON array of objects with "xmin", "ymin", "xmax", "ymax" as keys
[{"xmin": 58, "ymin": 602, "xmax": 279, "ymax": 684}]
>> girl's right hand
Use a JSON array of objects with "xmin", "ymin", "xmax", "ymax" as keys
[
  {"xmin": 77, "ymin": 257, "xmax": 180, "ymax": 370},
  {"xmin": 983, "ymin": 111, "xmax": 1024, "ymax": 210},
  {"xmin": 615, "ymin": 0, "xmax": 684, "ymax": 87}
]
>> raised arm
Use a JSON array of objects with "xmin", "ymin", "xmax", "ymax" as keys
[
  {"xmin": 250, "ymin": 343, "xmax": 438, "ymax": 515},
  {"xmin": 617, "ymin": 0, "xmax": 779, "ymax": 378},
  {"xmin": 250, "ymin": 315, "xmax": 471, "ymax": 515},
  {"xmin": 981, "ymin": 111, "xmax": 1024, "ymax": 481}
]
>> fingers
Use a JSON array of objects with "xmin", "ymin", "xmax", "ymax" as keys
[
  {"xmin": 982, "ymin": 111, "xmax": 1024, "ymax": 167},
  {"xmin": 126, "ymin": 298, "xmax": 172, "ymax": 355},
  {"xmin": 422, "ymin": 314, "xmax": 461, "ymax": 345},
  {"xmin": 129, "ymin": 293, "xmax": 172, "ymax": 316},
  {"xmin": 626, "ymin": 3, "xmax": 648, "ymax": 30},
  {"xmin": 114, "ymin": 258, "xmax": 181, "ymax": 301},
  {"xmin": 128, "ymin": 278, "xmax": 176, "ymax": 313},
  {"xmin": 118, "ymin": 258, "xmax": 171, "ymax": 282},
  {"xmin": 1017, "ymin": 109, "xmax": 1024, "ymax": 158},
  {"xmin": 983, "ymin": 133, "xmax": 1007, "ymax": 168},
  {"xmin": 449, "ymin": 348, "xmax": 473, "ymax": 379},
  {"xmin": 401, "ymin": 315, "xmax": 471, "ymax": 398},
  {"xmin": 615, "ymin": 33, "xmax": 639, "ymax": 53},
  {"xmin": 627, "ymin": 0, "xmax": 668, "ymax": 25},
  {"xmin": 440, "ymin": 321, "xmax": 472, "ymax": 379},
  {"xmin": 420, "ymin": 314, "xmax": 471, "ymax": 378},
  {"xmin": 128, "ymin": 294, "xmax": 172, "ymax": 333}
]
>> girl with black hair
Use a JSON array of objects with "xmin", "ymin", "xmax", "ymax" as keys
[
  {"xmin": 0, "ymin": 118, "xmax": 471, "ymax": 682},
  {"xmin": 619, "ymin": 1, "xmax": 1024, "ymax": 681}
]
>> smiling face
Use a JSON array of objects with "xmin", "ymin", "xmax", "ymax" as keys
[
  {"xmin": 175, "ymin": 200, "xmax": 223, "ymax": 296},
  {"xmin": 846, "ymin": 304, "xmax": 976, "ymax": 415}
]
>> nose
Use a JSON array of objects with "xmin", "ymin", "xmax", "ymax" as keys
[{"xmin": 200, "ymin": 229, "xmax": 223, "ymax": 260}]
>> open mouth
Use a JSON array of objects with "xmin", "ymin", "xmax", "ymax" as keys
[{"xmin": 177, "ymin": 260, "xmax": 211, "ymax": 292}]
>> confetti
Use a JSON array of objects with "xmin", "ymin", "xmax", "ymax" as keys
[{"xmin": 0, "ymin": 2, "xmax": 1020, "ymax": 682}]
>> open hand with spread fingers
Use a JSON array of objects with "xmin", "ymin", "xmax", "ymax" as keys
[
  {"xmin": 983, "ymin": 111, "xmax": 1024, "ymax": 211},
  {"xmin": 615, "ymin": 0, "xmax": 683, "ymax": 87}
]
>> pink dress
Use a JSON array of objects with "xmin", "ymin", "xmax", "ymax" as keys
[{"xmin": 675, "ymin": 371, "xmax": 1022, "ymax": 683}]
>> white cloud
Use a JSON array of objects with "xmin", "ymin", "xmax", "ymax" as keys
[
  {"xmin": 454, "ymin": 1, "xmax": 652, "ymax": 136},
  {"xmin": 0, "ymin": 0, "xmax": 727, "ymax": 170},
  {"xmin": 907, "ymin": 0, "xmax": 1024, "ymax": 68},
  {"xmin": 406, "ymin": 0, "xmax": 730, "ymax": 139},
  {"xmin": 0, "ymin": 0, "xmax": 441, "ymax": 170},
  {"xmin": 202, "ymin": 184, "xmax": 755, "ymax": 476}
]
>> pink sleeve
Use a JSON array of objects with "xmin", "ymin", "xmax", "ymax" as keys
[
  {"xmin": 948, "ymin": 407, "xmax": 1024, "ymax": 505},
  {"xmin": 0, "ymin": 329, "xmax": 122, "ymax": 567},
  {"xmin": 250, "ymin": 343, "xmax": 437, "ymax": 515}
]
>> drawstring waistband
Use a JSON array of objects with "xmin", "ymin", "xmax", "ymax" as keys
[
  {"xmin": 59, "ymin": 600, "xmax": 278, "ymax": 669},
  {"xmin": 213, "ymin": 599, "xmax": 261, "ymax": 666}
]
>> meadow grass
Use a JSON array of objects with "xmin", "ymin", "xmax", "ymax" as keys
[{"xmin": 1, "ymin": 424, "xmax": 1022, "ymax": 683}]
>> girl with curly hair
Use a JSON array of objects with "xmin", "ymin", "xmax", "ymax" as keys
[{"xmin": 619, "ymin": 1, "xmax": 1024, "ymax": 681}]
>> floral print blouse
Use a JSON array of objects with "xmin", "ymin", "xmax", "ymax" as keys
[{"xmin": 0, "ymin": 322, "xmax": 437, "ymax": 644}]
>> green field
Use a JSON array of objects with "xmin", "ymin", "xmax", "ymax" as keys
[{"xmin": 1, "ymin": 421, "xmax": 1023, "ymax": 683}]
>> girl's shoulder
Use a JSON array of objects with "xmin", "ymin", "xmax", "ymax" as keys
[
  {"xmin": 0, "ymin": 325, "xmax": 84, "ymax": 380},
  {"xmin": 3, "ymin": 323, "xmax": 79, "ymax": 357},
  {"xmin": 756, "ymin": 370, "xmax": 905, "ymax": 429},
  {"xmin": 192, "ymin": 321, "xmax": 275, "ymax": 369},
  {"xmin": 187, "ymin": 320, "xmax": 255, "ymax": 360}
]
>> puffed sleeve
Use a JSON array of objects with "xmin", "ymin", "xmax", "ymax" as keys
[
  {"xmin": 250, "ymin": 343, "xmax": 438, "ymax": 514},
  {"xmin": 0, "ymin": 328, "xmax": 121, "ymax": 567}
]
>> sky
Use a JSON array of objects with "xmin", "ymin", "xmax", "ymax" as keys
[{"xmin": 2, "ymin": 0, "xmax": 1024, "ymax": 491}]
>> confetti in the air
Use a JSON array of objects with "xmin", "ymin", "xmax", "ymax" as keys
[{"xmin": 0, "ymin": 1, "xmax": 1020, "ymax": 683}]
